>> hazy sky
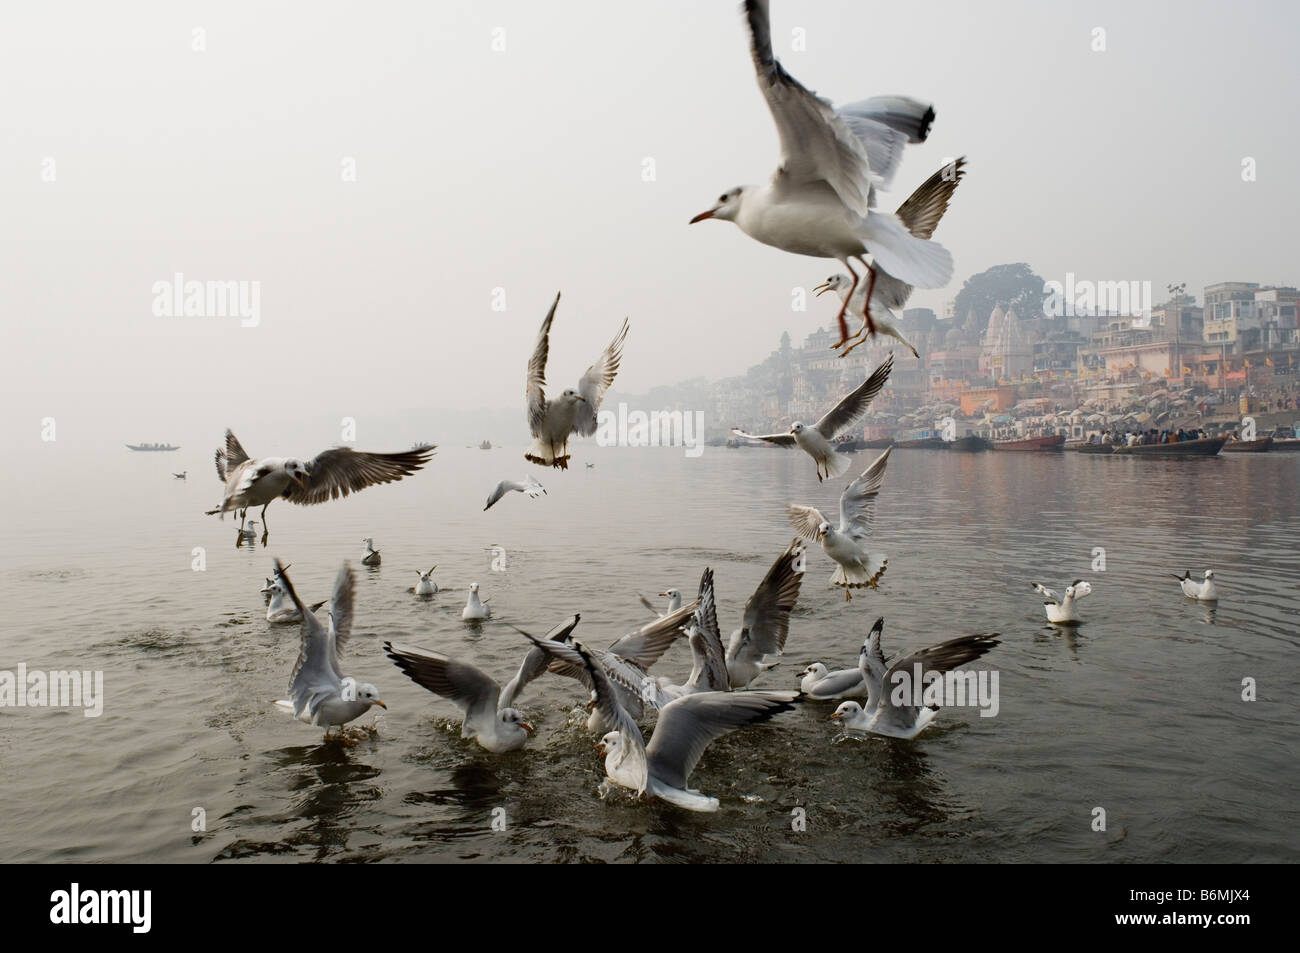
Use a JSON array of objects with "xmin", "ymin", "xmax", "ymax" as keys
[{"xmin": 3, "ymin": 0, "xmax": 1297, "ymax": 449}]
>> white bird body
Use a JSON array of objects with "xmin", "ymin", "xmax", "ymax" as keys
[
  {"xmin": 797, "ymin": 662, "xmax": 865, "ymax": 699},
  {"xmin": 271, "ymin": 561, "xmax": 386, "ymax": 739},
  {"xmin": 384, "ymin": 641, "xmax": 533, "ymax": 753},
  {"xmin": 789, "ymin": 446, "xmax": 892, "ymax": 598},
  {"xmin": 1032, "ymin": 580, "xmax": 1093, "ymax": 624},
  {"xmin": 462, "ymin": 582, "xmax": 490, "ymax": 620},
  {"xmin": 484, "ymin": 476, "xmax": 547, "ymax": 511},
  {"xmin": 414, "ymin": 567, "xmax": 438, "ymax": 596},
  {"xmin": 1175, "ymin": 569, "xmax": 1217, "ymax": 601},
  {"xmin": 830, "ymin": 618, "xmax": 998, "ymax": 740}
]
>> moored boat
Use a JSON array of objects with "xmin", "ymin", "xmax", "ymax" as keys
[
  {"xmin": 861, "ymin": 438, "xmax": 895, "ymax": 449},
  {"xmin": 126, "ymin": 443, "xmax": 180, "ymax": 452},
  {"xmin": 1065, "ymin": 441, "xmax": 1116, "ymax": 454},
  {"xmin": 950, "ymin": 435, "xmax": 993, "ymax": 452},
  {"xmin": 1221, "ymin": 436, "xmax": 1274, "ymax": 453},
  {"xmin": 1112, "ymin": 436, "xmax": 1227, "ymax": 457},
  {"xmin": 993, "ymin": 434, "xmax": 1065, "ymax": 451}
]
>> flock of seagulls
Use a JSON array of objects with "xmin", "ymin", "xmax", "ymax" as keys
[{"xmin": 182, "ymin": 0, "xmax": 1224, "ymax": 818}]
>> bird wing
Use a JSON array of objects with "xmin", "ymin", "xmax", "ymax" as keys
[
  {"xmin": 526, "ymin": 293, "xmax": 558, "ymax": 436},
  {"xmin": 896, "ymin": 157, "xmax": 966, "ymax": 239},
  {"xmin": 685, "ymin": 569, "xmax": 730, "ymax": 692},
  {"xmin": 731, "ymin": 428, "xmax": 797, "ymax": 447},
  {"xmin": 835, "ymin": 96, "xmax": 935, "ymax": 195},
  {"xmin": 786, "ymin": 504, "xmax": 828, "ymax": 541},
  {"xmin": 815, "ymin": 355, "xmax": 894, "ymax": 438},
  {"xmin": 744, "ymin": 0, "xmax": 875, "ymax": 217},
  {"xmin": 731, "ymin": 540, "xmax": 804, "ymax": 668},
  {"xmin": 325, "ymin": 563, "xmax": 355, "ymax": 677},
  {"xmin": 215, "ymin": 429, "xmax": 251, "ymax": 482},
  {"xmin": 278, "ymin": 560, "xmax": 343, "ymax": 719},
  {"xmin": 574, "ymin": 318, "xmax": 629, "ymax": 436},
  {"xmin": 498, "ymin": 614, "xmax": 581, "ymax": 710},
  {"xmin": 285, "ymin": 444, "xmax": 436, "ymax": 506},
  {"xmin": 880, "ymin": 634, "xmax": 999, "ymax": 719},
  {"xmin": 1031, "ymin": 582, "xmax": 1059, "ymax": 605},
  {"xmin": 607, "ymin": 600, "xmax": 698, "ymax": 670},
  {"xmin": 637, "ymin": 592, "xmax": 663, "ymax": 617},
  {"xmin": 384, "ymin": 642, "xmax": 501, "ymax": 726},
  {"xmin": 838, "ymin": 446, "xmax": 892, "ymax": 539},
  {"xmin": 647, "ymin": 690, "xmax": 799, "ymax": 791}
]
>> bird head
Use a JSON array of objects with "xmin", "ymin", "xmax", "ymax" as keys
[
  {"xmin": 469, "ymin": 582, "xmax": 480, "ymax": 593},
  {"xmin": 791, "ymin": 421, "xmax": 806, "ymax": 436},
  {"xmin": 659, "ymin": 588, "xmax": 680, "ymax": 599},
  {"xmin": 357, "ymin": 683, "xmax": 386, "ymax": 710},
  {"xmin": 813, "ymin": 275, "xmax": 849, "ymax": 298},
  {"xmin": 283, "ymin": 459, "xmax": 308, "ymax": 486},
  {"xmin": 560, "ymin": 388, "xmax": 587, "ymax": 404},
  {"xmin": 1204, "ymin": 569, "xmax": 1214, "ymax": 580},
  {"xmin": 816, "ymin": 520, "xmax": 831, "ymax": 540},
  {"xmin": 501, "ymin": 708, "xmax": 533, "ymax": 733},
  {"xmin": 597, "ymin": 730, "xmax": 622, "ymax": 757},
  {"xmin": 831, "ymin": 701, "xmax": 862, "ymax": 721},
  {"xmin": 798, "ymin": 662, "xmax": 827, "ymax": 681},
  {"xmin": 690, "ymin": 187, "xmax": 744, "ymax": 224}
]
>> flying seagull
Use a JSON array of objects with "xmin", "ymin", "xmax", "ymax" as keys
[
  {"xmin": 384, "ymin": 642, "xmax": 534, "ymax": 753},
  {"xmin": 173, "ymin": 471, "xmax": 187, "ymax": 480},
  {"xmin": 815, "ymin": 158, "xmax": 968, "ymax": 354},
  {"xmin": 788, "ymin": 446, "xmax": 892, "ymax": 599},
  {"xmin": 207, "ymin": 429, "xmax": 435, "ymax": 545},
  {"xmin": 638, "ymin": 588, "xmax": 683, "ymax": 618},
  {"xmin": 272, "ymin": 560, "xmax": 386, "ymax": 740},
  {"xmin": 831, "ymin": 617, "xmax": 998, "ymax": 739},
  {"xmin": 658, "ymin": 569, "xmax": 731, "ymax": 699},
  {"xmin": 484, "ymin": 476, "xmax": 547, "ymax": 511},
  {"xmin": 732, "ymin": 355, "xmax": 893, "ymax": 482},
  {"xmin": 525, "ymin": 292, "xmax": 628, "ymax": 469},
  {"xmin": 689, "ymin": 0, "xmax": 951, "ymax": 347},
  {"xmin": 1173, "ymin": 569, "xmax": 1217, "ymax": 601},
  {"xmin": 1032, "ymin": 579, "xmax": 1093, "ymax": 624}
]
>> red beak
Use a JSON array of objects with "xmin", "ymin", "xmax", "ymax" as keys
[{"xmin": 689, "ymin": 209, "xmax": 716, "ymax": 224}]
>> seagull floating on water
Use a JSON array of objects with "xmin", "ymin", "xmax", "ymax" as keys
[
  {"xmin": 690, "ymin": 0, "xmax": 951, "ymax": 347},
  {"xmin": 462, "ymin": 582, "xmax": 491, "ymax": 621},
  {"xmin": 272, "ymin": 561, "xmax": 386, "ymax": 740},
  {"xmin": 1032, "ymin": 579, "xmax": 1093, "ymax": 624},
  {"xmin": 797, "ymin": 660, "xmax": 865, "ymax": 699},
  {"xmin": 831, "ymin": 617, "xmax": 998, "ymax": 739},
  {"xmin": 414, "ymin": 566, "xmax": 438, "ymax": 596},
  {"xmin": 732, "ymin": 355, "xmax": 892, "ymax": 481},
  {"xmin": 484, "ymin": 476, "xmax": 546, "ymax": 511},
  {"xmin": 525, "ymin": 292, "xmax": 627, "ymax": 469},
  {"xmin": 206, "ymin": 429, "xmax": 435, "ymax": 545},
  {"xmin": 262, "ymin": 575, "xmax": 327, "ymax": 624},
  {"xmin": 788, "ymin": 446, "xmax": 892, "ymax": 599},
  {"xmin": 815, "ymin": 158, "xmax": 968, "ymax": 358},
  {"xmin": 361, "ymin": 538, "xmax": 381, "ymax": 567},
  {"xmin": 1173, "ymin": 569, "xmax": 1217, "ymax": 601},
  {"xmin": 384, "ymin": 642, "xmax": 534, "ymax": 753}
]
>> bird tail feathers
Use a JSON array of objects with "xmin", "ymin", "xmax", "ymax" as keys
[
  {"xmin": 860, "ymin": 212, "xmax": 953, "ymax": 290},
  {"xmin": 825, "ymin": 450, "xmax": 852, "ymax": 479},
  {"xmin": 832, "ymin": 556, "xmax": 887, "ymax": 589}
]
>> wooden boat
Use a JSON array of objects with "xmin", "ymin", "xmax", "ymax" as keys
[
  {"xmin": 1271, "ymin": 439, "xmax": 1300, "ymax": 453},
  {"xmin": 1221, "ymin": 436, "xmax": 1274, "ymax": 453},
  {"xmin": 1065, "ymin": 441, "xmax": 1116, "ymax": 454},
  {"xmin": 1112, "ymin": 436, "xmax": 1226, "ymax": 457},
  {"xmin": 993, "ymin": 434, "xmax": 1065, "ymax": 451},
  {"xmin": 950, "ymin": 435, "xmax": 993, "ymax": 452}
]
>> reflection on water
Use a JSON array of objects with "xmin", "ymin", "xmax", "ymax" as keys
[{"xmin": 0, "ymin": 446, "xmax": 1297, "ymax": 863}]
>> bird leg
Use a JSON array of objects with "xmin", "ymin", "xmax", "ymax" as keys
[
  {"xmin": 844, "ymin": 589, "xmax": 852, "ymax": 601},
  {"xmin": 855, "ymin": 257, "xmax": 878, "ymax": 339},
  {"xmin": 832, "ymin": 261, "xmax": 861, "ymax": 349},
  {"xmin": 260, "ymin": 503, "xmax": 270, "ymax": 547},
  {"xmin": 839, "ymin": 326, "xmax": 870, "ymax": 358}
]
